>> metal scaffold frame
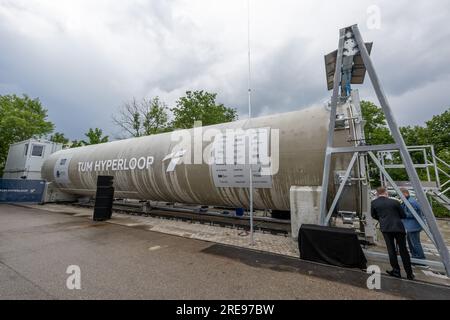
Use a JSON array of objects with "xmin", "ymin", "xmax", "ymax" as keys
[
  {"xmin": 319, "ymin": 24, "xmax": 450, "ymax": 276},
  {"xmin": 377, "ymin": 145, "xmax": 450, "ymax": 199}
]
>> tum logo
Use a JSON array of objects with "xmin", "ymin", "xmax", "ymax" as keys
[{"xmin": 66, "ymin": 265, "xmax": 82, "ymax": 290}]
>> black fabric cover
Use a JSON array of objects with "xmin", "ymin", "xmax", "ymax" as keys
[
  {"xmin": 299, "ymin": 224, "xmax": 367, "ymax": 269},
  {"xmin": 97, "ymin": 176, "xmax": 114, "ymax": 187},
  {"xmin": 94, "ymin": 176, "xmax": 115, "ymax": 222}
]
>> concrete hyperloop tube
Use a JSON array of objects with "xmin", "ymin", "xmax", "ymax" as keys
[{"xmin": 42, "ymin": 106, "xmax": 356, "ymax": 212}]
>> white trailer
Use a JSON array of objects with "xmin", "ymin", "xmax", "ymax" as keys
[{"xmin": 3, "ymin": 139, "xmax": 63, "ymax": 180}]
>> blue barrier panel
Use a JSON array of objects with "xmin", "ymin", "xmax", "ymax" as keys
[{"xmin": 0, "ymin": 179, "xmax": 46, "ymax": 203}]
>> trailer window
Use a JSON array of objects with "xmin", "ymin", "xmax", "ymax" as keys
[
  {"xmin": 31, "ymin": 145, "xmax": 45, "ymax": 157},
  {"xmin": 24, "ymin": 144, "xmax": 29, "ymax": 156}
]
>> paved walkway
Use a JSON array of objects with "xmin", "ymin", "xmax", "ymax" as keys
[
  {"xmin": 32, "ymin": 203, "xmax": 301, "ymax": 257},
  {"xmin": 32, "ymin": 204, "xmax": 450, "ymax": 285},
  {"xmin": 0, "ymin": 204, "xmax": 425, "ymax": 300}
]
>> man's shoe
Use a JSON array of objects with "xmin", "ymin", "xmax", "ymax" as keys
[
  {"xmin": 386, "ymin": 270, "xmax": 401, "ymax": 278},
  {"xmin": 407, "ymin": 274, "xmax": 416, "ymax": 281}
]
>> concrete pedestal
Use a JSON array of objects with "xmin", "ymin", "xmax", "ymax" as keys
[{"xmin": 290, "ymin": 186, "xmax": 322, "ymax": 240}]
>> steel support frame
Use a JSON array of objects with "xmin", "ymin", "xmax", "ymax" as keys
[
  {"xmin": 325, "ymin": 152, "xmax": 359, "ymax": 225},
  {"xmin": 424, "ymin": 148, "xmax": 432, "ymax": 182},
  {"xmin": 377, "ymin": 146, "xmax": 436, "ymax": 181},
  {"xmin": 325, "ymin": 150, "xmax": 437, "ymax": 240},
  {"xmin": 319, "ymin": 24, "xmax": 450, "ymax": 276},
  {"xmin": 319, "ymin": 28, "xmax": 346, "ymax": 226},
  {"xmin": 331, "ymin": 144, "xmax": 398, "ymax": 154},
  {"xmin": 431, "ymin": 145, "xmax": 441, "ymax": 189},
  {"xmin": 368, "ymin": 152, "xmax": 434, "ymax": 242},
  {"xmin": 351, "ymin": 90, "xmax": 377, "ymax": 242},
  {"xmin": 352, "ymin": 25, "xmax": 450, "ymax": 276},
  {"xmin": 435, "ymin": 155, "xmax": 450, "ymax": 193},
  {"xmin": 364, "ymin": 250, "xmax": 445, "ymax": 271}
]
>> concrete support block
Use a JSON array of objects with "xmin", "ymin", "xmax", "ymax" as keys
[
  {"xmin": 43, "ymin": 183, "xmax": 78, "ymax": 203},
  {"xmin": 290, "ymin": 186, "xmax": 322, "ymax": 240}
]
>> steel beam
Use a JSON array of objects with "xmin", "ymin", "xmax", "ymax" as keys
[
  {"xmin": 364, "ymin": 250, "xmax": 445, "ymax": 271},
  {"xmin": 431, "ymin": 145, "xmax": 441, "ymax": 189},
  {"xmin": 330, "ymin": 144, "xmax": 398, "ymax": 154},
  {"xmin": 424, "ymin": 149, "xmax": 432, "ymax": 182},
  {"xmin": 382, "ymin": 164, "xmax": 431, "ymax": 170},
  {"xmin": 319, "ymin": 28, "xmax": 346, "ymax": 226}
]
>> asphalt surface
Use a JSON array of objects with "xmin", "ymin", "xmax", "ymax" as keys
[{"xmin": 0, "ymin": 204, "xmax": 448, "ymax": 300}]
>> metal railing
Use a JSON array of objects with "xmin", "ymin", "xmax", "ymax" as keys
[
  {"xmin": 377, "ymin": 145, "xmax": 449, "ymax": 195},
  {"xmin": 434, "ymin": 155, "xmax": 450, "ymax": 195},
  {"xmin": 376, "ymin": 145, "xmax": 450, "ymax": 213}
]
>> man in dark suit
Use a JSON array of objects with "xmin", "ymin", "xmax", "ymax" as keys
[{"xmin": 371, "ymin": 187, "xmax": 414, "ymax": 280}]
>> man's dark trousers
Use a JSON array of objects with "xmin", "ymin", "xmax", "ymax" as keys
[
  {"xmin": 372, "ymin": 196, "xmax": 414, "ymax": 277},
  {"xmin": 383, "ymin": 232, "xmax": 413, "ymax": 276}
]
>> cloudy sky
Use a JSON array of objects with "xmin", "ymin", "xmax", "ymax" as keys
[{"xmin": 0, "ymin": 0, "xmax": 449, "ymax": 140}]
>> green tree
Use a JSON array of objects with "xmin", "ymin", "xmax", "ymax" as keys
[
  {"xmin": 361, "ymin": 102, "xmax": 449, "ymax": 205},
  {"xmin": 361, "ymin": 101, "xmax": 421, "ymax": 183},
  {"xmin": 50, "ymin": 132, "xmax": 70, "ymax": 146},
  {"xmin": 171, "ymin": 91, "xmax": 238, "ymax": 129},
  {"xmin": 427, "ymin": 109, "xmax": 450, "ymax": 206},
  {"xmin": 360, "ymin": 100, "xmax": 393, "ymax": 145},
  {"xmin": 81, "ymin": 128, "xmax": 109, "ymax": 146},
  {"xmin": 113, "ymin": 97, "xmax": 170, "ymax": 137},
  {"xmin": 361, "ymin": 102, "xmax": 449, "ymax": 154},
  {"xmin": 0, "ymin": 94, "xmax": 54, "ymax": 174},
  {"xmin": 398, "ymin": 125, "xmax": 434, "ymax": 181},
  {"xmin": 425, "ymin": 108, "xmax": 449, "ymax": 153},
  {"xmin": 70, "ymin": 140, "xmax": 85, "ymax": 148},
  {"xmin": 399, "ymin": 126, "xmax": 428, "ymax": 147},
  {"xmin": 143, "ymin": 97, "xmax": 170, "ymax": 135}
]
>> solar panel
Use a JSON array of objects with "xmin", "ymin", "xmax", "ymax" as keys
[{"xmin": 325, "ymin": 42, "xmax": 373, "ymax": 91}]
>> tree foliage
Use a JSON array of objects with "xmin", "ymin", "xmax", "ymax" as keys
[
  {"xmin": 0, "ymin": 94, "xmax": 54, "ymax": 174},
  {"xmin": 81, "ymin": 128, "xmax": 109, "ymax": 146},
  {"xmin": 426, "ymin": 109, "xmax": 449, "ymax": 155},
  {"xmin": 50, "ymin": 132, "xmax": 70, "ymax": 147},
  {"xmin": 399, "ymin": 126, "xmax": 428, "ymax": 147},
  {"xmin": 361, "ymin": 101, "xmax": 449, "ymax": 156},
  {"xmin": 70, "ymin": 140, "xmax": 85, "ymax": 148},
  {"xmin": 360, "ymin": 100, "xmax": 393, "ymax": 145},
  {"xmin": 361, "ymin": 101, "xmax": 449, "ymax": 216},
  {"xmin": 112, "ymin": 91, "xmax": 238, "ymax": 135},
  {"xmin": 113, "ymin": 97, "xmax": 170, "ymax": 138},
  {"xmin": 171, "ymin": 91, "xmax": 238, "ymax": 129}
]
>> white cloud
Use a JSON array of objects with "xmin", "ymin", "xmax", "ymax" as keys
[{"xmin": 0, "ymin": 0, "xmax": 449, "ymax": 139}]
